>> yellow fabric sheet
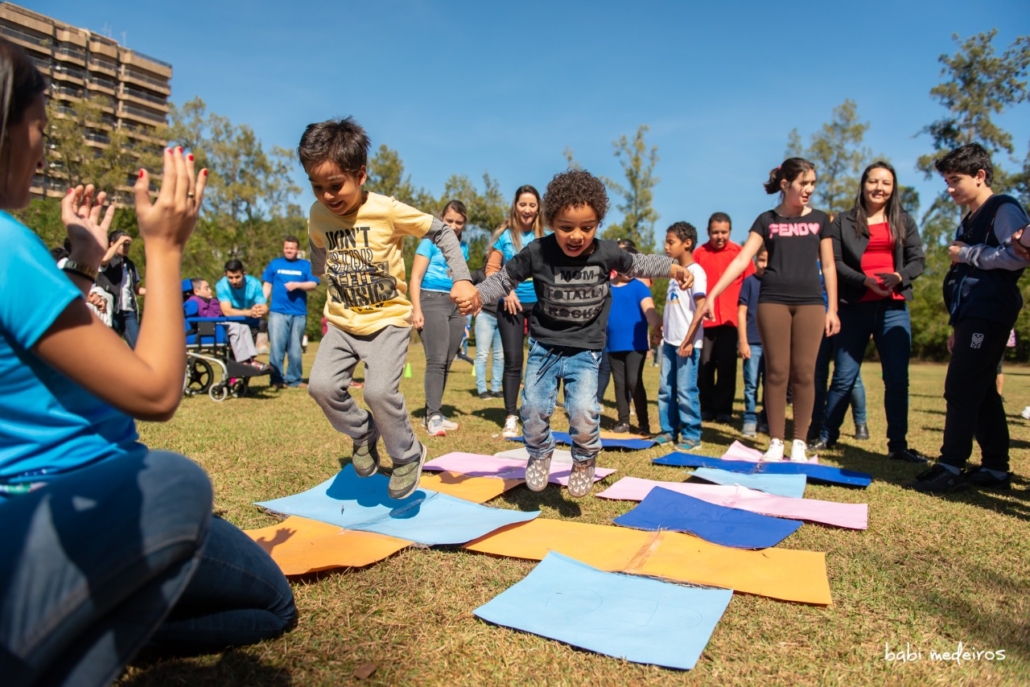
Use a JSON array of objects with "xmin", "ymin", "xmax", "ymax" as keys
[
  {"xmin": 245, "ymin": 516, "xmax": 410, "ymax": 576},
  {"xmin": 464, "ymin": 519, "xmax": 832, "ymax": 605},
  {"xmin": 419, "ymin": 471, "xmax": 522, "ymax": 503}
]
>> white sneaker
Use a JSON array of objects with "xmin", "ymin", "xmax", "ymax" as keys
[
  {"xmin": 502, "ymin": 415, "xmax": 520, "ymax": 439},
  {"xmin": 790, "ymin": 439, "xmax": 809, "ymax": 463},
  {"xmin": 439, "ymin": 416, "xmax": 459, "ymax": 431},
  {"xmin": 762, "ymin": 438, "xmax": 784, "ymax": 462},
  {"xmin": 1021, "ymin": 406, "xmax": 1030, "ymax": 420},
  {"xmin": 426, "ymin": 415, "xmax": 447, "ymax": 437}
]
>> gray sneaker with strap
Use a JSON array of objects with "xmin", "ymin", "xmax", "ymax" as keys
[
  {"xmin": 388, "ymin": 442, "xmax": 428, "ymax": 500},
  {"xmin": 567, "ymin": 458, "xmax": 597, "ymax": 498},
  {"xmin": 348, "ymin": 428, "xmax": 381, "ymax": 477},
  {"xmin": 524, "ymin": 453, "xmax": 552, "ymax": 492}
]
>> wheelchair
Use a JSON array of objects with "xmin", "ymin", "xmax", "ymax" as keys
[{"xmin": 182, "ymin": 280, "xmax": 270, "ymax": 401}]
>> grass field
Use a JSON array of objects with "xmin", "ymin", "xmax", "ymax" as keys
[{"xmin": 120, "ymin": 343, "xmax": 1030, "ymax": 686}]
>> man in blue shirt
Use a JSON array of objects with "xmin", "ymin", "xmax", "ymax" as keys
[
  {"xmin": 216, "ymin": 259, "xmax": 268, "ymax": 318},
  {"xmin": 262, "ymin": 237, "xmax": 319, "ymax": 389}
]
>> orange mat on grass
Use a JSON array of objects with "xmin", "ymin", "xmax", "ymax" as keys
[
  {"xmin": 463, "ymin": 518, "xmax": 832, "ymax": 605},
  {"xmin": 419, "ymin": 471, "xmax": 522, "ymax": 503},
  {"xmin": 246, "ymin": 516, "xmax": 411, "ymax": 576},
  {"xmin": 598, "ymin": 430, "xmax": 652, "ymax": 441}
]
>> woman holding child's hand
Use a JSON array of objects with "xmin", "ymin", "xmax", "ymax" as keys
[{"xmin": 0, "ymin": 40, "xmax": 294, "ymax": 685}]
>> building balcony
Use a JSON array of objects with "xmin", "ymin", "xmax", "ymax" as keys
[
  {"xmin": 28, "ymin": 54, "xmax": 51, "ymax": 73},
  {"xmin": 86, "ymin": 78, "xmax": 116, "ymax": 95},
  {"xmin": 52, "ymin": 67, "xmax": 85, "ymax": 84},
  {"xmin": 54, "ymin": 44, "xmax": 86, "ymax": 66},
  {"xmin": 119, "ymin": 85, "xmax": 169, "ymax": 110},
  {"xmin": 0, "ymin": 23, "xmax": 52, "ymax": 52},
  {"xmin": 118, "ymin": 102, "xmax": 167, "ymax": 125},
  {"xmin": 88, "ymin": 57, "xmax": 118, "ymax": 76},
  {"xmin": 84, "ymin": 131, "xmax": 111, "ymax": 147},
  {"xmin": 50, "ymin": 84, "xmax": 83, "ymax": 101},
  {"xmin": 120, "ymin": 68, "xmax": 171, "ymax": 95}
]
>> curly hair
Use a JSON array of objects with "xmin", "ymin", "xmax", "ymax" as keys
[{"xmin": 542, "ymin": 170, "xmax": 609, "ymax": 226}]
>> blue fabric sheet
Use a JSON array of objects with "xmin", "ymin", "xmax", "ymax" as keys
[
  {"xmin": 653, "ymin": 453, "xmax": 872, "ymax": 487},
  {"xmin": 509, "ymin": 432, "xmax": 656, "ymax": 450},
  {"xmin": 255, "ymin": 465, "xmax": 539, "ymax": 546},
  {"xmin": 614, "ymin": 487, "xmax": 803, "ymax": 549},
  {"xmin": 474, "ymin": 552, "xmax": 732, "ymax": 670},
  {"xmin": 691, "ymin": 467, "xmax": 807, "ymax": 498}
]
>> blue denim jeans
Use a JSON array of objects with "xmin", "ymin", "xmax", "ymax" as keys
[
  {"xmin": 812, "ymin": 335, "xmax": 867, "ymax": 440},
  {"xmin": 521, "ymin": 342, "xmax": 602, "ymax": 462},
  {"xmin": 269, "ymin": 311, "xmax": 306, "ymax": 386},
  {"xmin": 112, "ymin": 310, "xmax": 139, "ymax": 350},
  {"xmin": 742, "ymin": 343, "xmax": 764, "ymax": 425},
  {"xmin": 0, "ymin": 450, "xmax": 295, "ymax": 687},
  {"xmin": 824, "ymin": 300, "xmax": 911, "ymax": 452},
  {"xmin": 658, "ymin": 342, "xmax": 701, "ymax": 443},
  {"xmin": 474, "ymin": 312, "xmax": 503, "ymax": 394}
]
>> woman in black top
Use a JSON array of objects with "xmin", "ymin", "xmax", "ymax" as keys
[
  {"xmin": 704, "ymin": 158, "xmax": 840, "ymax": 462},
  {"xmin": 816, "ymin": 161, "xmax": 927, "ymax": 462}
]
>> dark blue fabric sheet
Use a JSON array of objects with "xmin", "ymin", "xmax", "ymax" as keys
[
  {"xmin": 653, "ymin": 453, "xmax": 871, "ymax": 487},
  {"xmin": 509, "ymin": 432, "xmax": 656, "ymax": 450}
]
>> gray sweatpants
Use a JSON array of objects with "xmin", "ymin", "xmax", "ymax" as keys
[
  {"xmin": 308, "ymin": 324, "xmax": 421, "ymax": 465},
  {"xmin": 420, "ymin": 290, "xmax": 465, "ymax": 418}
]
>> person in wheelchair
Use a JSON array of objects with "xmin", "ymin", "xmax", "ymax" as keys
[{"xmin": 185, "ymin": 278, "xmax": 268, "ymax": 371}]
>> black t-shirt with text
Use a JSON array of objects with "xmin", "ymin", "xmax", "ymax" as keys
[
  {"xmin": 749, "ymin": 209, "xmax": 829, "ymax": 306},
  {"xmin": 503, "ymin": 236, "xmax": 637, "ymax": 350}
]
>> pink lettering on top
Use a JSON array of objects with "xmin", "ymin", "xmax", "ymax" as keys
[{"xmin": 768, "ymin": 222, "xmax": 821, "ymax": 237}]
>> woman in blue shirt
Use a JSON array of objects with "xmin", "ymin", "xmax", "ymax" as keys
[
  {"xmin": 410, "ymin": 200, "xmax": 471, "ymax": 436},
  {"xmin": 485, "ymin": 185, "xmax": 547, "ymax": 438},
  {"xmin": 0, "ymin": 40, "xmax": 293, "ymax": 686}
]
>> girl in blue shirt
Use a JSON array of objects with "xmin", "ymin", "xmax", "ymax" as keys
[
  {"xmin": 0, "ymin": 40, "xmax": 293, "ymax": 685},
  {"xmin": 485, "ymin": 185, "xmax": 547, "ymax": 438},
  {"xmin": 410, "ymin": 200, "xmax": 471, "ymax": 435}
]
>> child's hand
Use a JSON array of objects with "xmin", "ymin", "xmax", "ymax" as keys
[
  {"xmin": 678, "ymin": 341, "xmax": 693, "ymax": 357},
  {"xmin": 825, "ymin": 311, "xmax": 840, "ymax": 337},
  {"xmin": 739, "ymin": 341, "xmax": 751, "ymax": 359},
  {"xmin": 134, "ymin": 147, "xmax": 206, "ymax": 251},
  {"xmin": 702, "ymin": 300, "xmax": 716, "ymax": 322},
  {"xmin": 670, "ymin": 265, "xmax": 694, "ymax": 290},
  {"xmin": 948, "ymin": 241, "xmax": 967, "ymax": 264},
  {"xmin": 651, "ymin": 325, "xmax": 663, "ymax": 347},
  {"xmin": 451, "ymin": 280, "xmax": 481, "ymax": 316}
]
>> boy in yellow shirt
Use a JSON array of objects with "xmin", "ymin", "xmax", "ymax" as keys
[{"xmin": 300, "ymin": 117, "xmax": 480, "ymax": 499}]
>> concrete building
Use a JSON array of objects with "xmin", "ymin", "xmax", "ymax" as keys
[{"xmin": 0, "ymin": 2, "xmax": 171, "ymax": 199}]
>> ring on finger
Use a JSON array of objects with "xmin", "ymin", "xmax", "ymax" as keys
[{"xmin": 187, "ymin": 192, "xmax": 195, "ymax": 199}]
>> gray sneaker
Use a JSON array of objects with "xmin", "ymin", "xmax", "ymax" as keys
[
  {"xmin": 568, "ymin": 458, "xmax": 597, "ymax": 498},
  {"xmin": 388, "ymin": 442, "xmax": 428, "ymax": 500},
  {"xmin": 426, "ymin": 415, "xmax": 447, "ymax": 437},
  {"xmin": 524, "ymin": 453, "xmax": 552, "ymax": 492},
  {"xmin": 349, "ymin": 429, "xmax": 381, "ymax": 477}
]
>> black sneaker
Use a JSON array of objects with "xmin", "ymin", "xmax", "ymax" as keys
[
  {"xmin": 808, "ymin": 438, "xmax": 835, "ymax": 451},
  {"xmin": 715, "ymin": 413, "xmax": 733, "ymax": 423},
  {"xmin": 490, "ymin": 390, "xmax": 504, "ymax": 399},
  {"xmin": 478, "ymin": 391, "xmax": 491, "ymax": 400},
  {"xmin": 611, "ymin": 421, "xmax": 631, "ymax": 434},
  {"xmin": 905, "ymin": 464, "xmax": 968, "ymax": 494},
  {"xmin": 888, "ymin": 448, "xmax": 931, "ymax": 464},
  {"xmin": 854, "ymin": 423, "xmax": 870, "ymax": 441},
  {"xmin": 964, "ymin": 467, "xmax": 1011, "ymax": 490}
]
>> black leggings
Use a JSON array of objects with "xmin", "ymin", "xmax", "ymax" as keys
[
  {"xmin": 610, "ymin": 350, "xmax": 648, "ymax": 427},
  {"xmin": 497, "ymin": 309, "xmax": 529, "ymax": 416}
]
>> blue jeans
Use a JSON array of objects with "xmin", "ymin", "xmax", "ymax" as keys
[
  {"xmin": 658, "ymin": 342, "xmax": 701, "ymax": 442},
  {"xmin": 812, "ymin": 335, "xmax": 867, "ymax": 440},
  {"xmin": 269, "ymin": 311, "xmax": 306, "ymax": 386},
  {"xmin": 474, "ymin": 312, "xmax": 503, "ymax": 394},
  {"xmin": 742, "ymin": 342, "xmax": 764, "ymax": 425},
  {"xmin": 112, "ymin": 310, "xmax": 139, "ymax": 349},
  {"xmin": 0, "ymin": 451, "xmax": 295, "ymax": 687},
  {"xmin": 521, "ymin": 342, "xmax": 602, "ymax": 462},
  {"xmin": 823, "ymin": 301, "xmax": 911, "ymax": 452}
]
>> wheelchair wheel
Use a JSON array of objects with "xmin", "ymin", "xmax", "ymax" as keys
[
  {"xmin": 186, "ymin": 359, "xmax": 214, "ymax": 395},
  {"xmin": 208, "ymin": 382, "xmax": 229, "ymax": 402},
  {"xmin": 230, "ymin": 378, "xmax": 249, "ymax": 398}
]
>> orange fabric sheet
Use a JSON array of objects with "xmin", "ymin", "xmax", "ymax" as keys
[
  {"xmin": 598, "ymin": 430, "xmax": 652, "ymax": 441},
  {"xmin": 245, "ymin": 516, "xmax": 410, "ymax": 576},
  {"xmin": 418, "ymin": 471, "xmax": 522, "ymax": 503},
  {"xmin": 464, "ymin": 519, "xmax": 831, "ymax": 605}
]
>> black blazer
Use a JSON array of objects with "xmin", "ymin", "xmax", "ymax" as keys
[{"xmin": 830, "ymin": 209, "xmax": 925, "ymax": 304}]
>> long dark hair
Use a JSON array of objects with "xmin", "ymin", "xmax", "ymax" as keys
[
  {"xmin": 853, "ymin": 161, "xmax": 903, "ymax": 242},
  {"xmin": 0, "ymin": 39, "xmax": 47, "ymax": 205},
  {"xmin": 494, "ymin": 184, "xmax": 543, "ymax": 251},
  {"xmin": 763, "ymin": 157, "xmax": 815, "ymax": 195}
]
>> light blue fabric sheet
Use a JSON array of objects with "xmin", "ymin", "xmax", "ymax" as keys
[
  {"xmin": 255, "ymin": 465, "xmax": 538, "ymax": 546},
  {"xmin": 691, "ymin": 467, "xmax": 807, "ymax": 498},
  {"xmin": 474, "ymin": 552, "xmax": 732, "ymax": 670}
]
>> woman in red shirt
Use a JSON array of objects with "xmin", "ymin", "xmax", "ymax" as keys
[{"xmin": 820, "ymin": 162, "xmax": 927, "ymax": 462}]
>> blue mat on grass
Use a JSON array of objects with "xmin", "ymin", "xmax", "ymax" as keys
[
  {"xmin": 654, "ymin": 453, "xmax": 872, "ymax": 487},
  {"xmin": 691, "ymin": 467, "xmax": 807, "ymax": 498},
  {"xmin": 614, "ymin": 487, "xmax": 803, "ymax": 549},
  {"xmin": 255, "ymin": 465, "xmax": 538, "ymax": 546},
  {"xmin": 510, "ymin": 432, "xmax": 655, "ymax": 450},
  {"xmin": 474, "ymin": 552, "xmax": 732, "ymax": 670}
]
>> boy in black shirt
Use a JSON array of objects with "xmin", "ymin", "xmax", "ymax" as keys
[{"xmin": 464, "ymin": 170, "xmax": 692, "ymax": 497}]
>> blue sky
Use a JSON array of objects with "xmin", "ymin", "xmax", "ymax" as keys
[{"xmin": 38, "ymin": 0, "xmax": 1030, "ymax": 242}]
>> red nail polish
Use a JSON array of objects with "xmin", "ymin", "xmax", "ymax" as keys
[
  {"xmin": 67, "ymin": 188, "xmax": 74, "ymax": 194},
  {"xmin": 166, "ymin": 148, "xmax": 172, "ymax": 154},
  {"xmin": 177, "ymin": 146, "xmax": 183, "ymax": 153},
  {"xmin": 139, "ymin": 169, "xmax": 145, "ymax": 178},
  {"xmin": 201, "ymin": 169, "xmax": 208, "ymax": 176},
  {"xmin": 188, "ymin": 154, "xmax": 194, "ymax": 162}
]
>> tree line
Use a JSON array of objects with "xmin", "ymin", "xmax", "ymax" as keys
[{"xmin": 18, "ymin": 31, "xmax": 1030, "ymax": 356}]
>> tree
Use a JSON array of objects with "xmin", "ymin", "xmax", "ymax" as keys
[
  {"xmin": 786, "ymin": 100, "xmax": 870, "ymax": 217},
  {"xmin": 601, "ymin": 125, "xmax": 660, "ymax": 253}
]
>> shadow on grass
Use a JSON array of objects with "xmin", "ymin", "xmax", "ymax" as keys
[
  {"xmin": 500, "ymin": 485, "xmax": 583, "ymax": 518},
  {"xmin": 125, "ymin": 649, "xmax": 291, "ymax": 686}
]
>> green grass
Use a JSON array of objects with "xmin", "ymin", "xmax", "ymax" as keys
[{"xmin": 121, "ymin": 344, "xmax": 1030, "ymax": 686}]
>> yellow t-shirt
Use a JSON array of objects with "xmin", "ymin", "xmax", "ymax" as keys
[{"xmin": 309, "ymin": 192, "xmax": 434, "ymax": 335}]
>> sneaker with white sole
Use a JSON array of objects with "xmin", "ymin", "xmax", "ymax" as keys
[
  {"xmin": 502, "ymin": 415, "xmax": 520, "ymax": 439},
  {"xmin": 426, "ymin": 415, "xmax": 447, "ymax": 437},
  {"xmin": 439, "ymin": 416, "xmax": 458, "ymax": 431},
  {"xmin": 524, "ymin": 453, "xmax": 552, "ymax": 492},
  {"xmin": 762, "ymin": 438, "xmax": 784, "ymax": 462},
  {"xmin": 1022, "ymin": 406, "xmax": 1030, "ymax": 420},
  {"xmin": 567, "ymin": 458, "xmax": 597, "ymax": 498},
  {"xmin": 790, "ymin": 439, "xmax": 809, "ymax": 463},
  {"xmin": 388, "ymin": 442, "xmax": 428, "ymax": 500}
]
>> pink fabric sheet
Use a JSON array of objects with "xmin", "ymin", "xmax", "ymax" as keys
[
  {"xmin": 424, "ymin": 452, "xmax": 615, "ymax": 487},
  {"xmin": 596, "ymin": 476, "xmax": 867, "ymax": 530},
  {"xmin": 722, "ymin": 440, "xmax": 820, "ymax": 464}
]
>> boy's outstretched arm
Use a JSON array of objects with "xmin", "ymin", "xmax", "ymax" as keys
[
  {"xmin": 624, "ymin": 253, "xmax": 694, "ymax": 290},
  {"xmin": 422, "ymin": 218, "xmax": 480, "ymax": 311}
]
